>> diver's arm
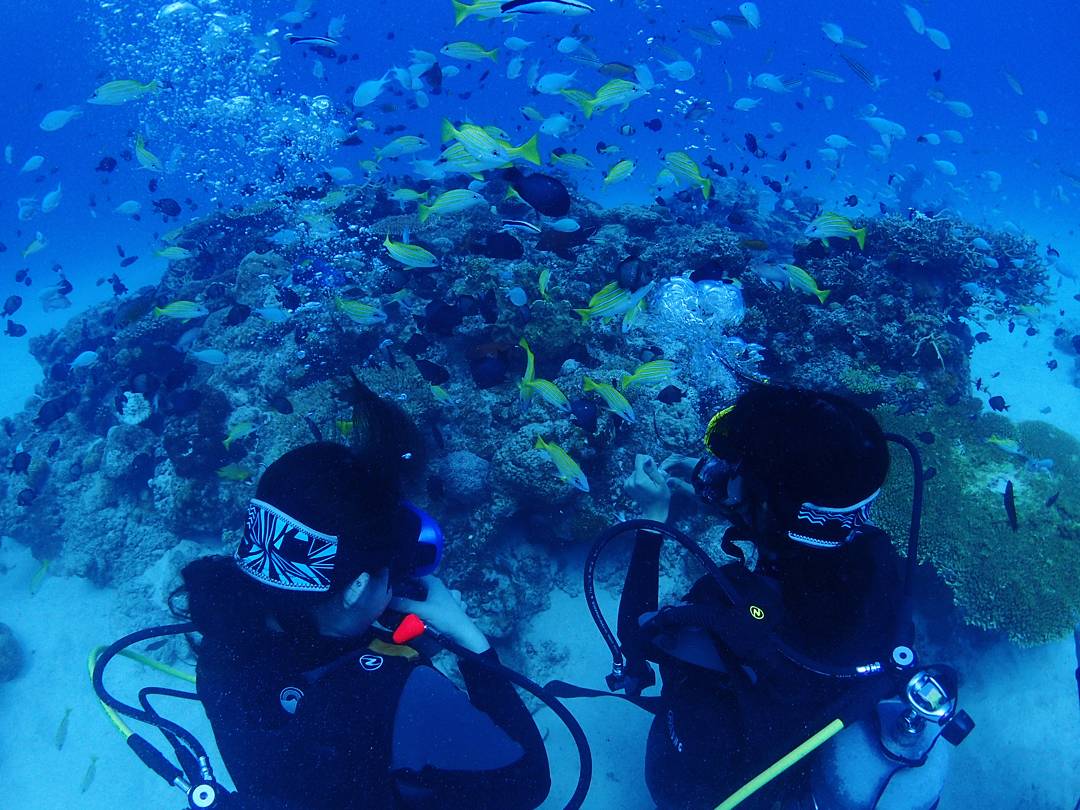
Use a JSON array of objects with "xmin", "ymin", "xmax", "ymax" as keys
[{"xmin": 390, "ymin": 659, "xmax": 550, "ymax": 809}]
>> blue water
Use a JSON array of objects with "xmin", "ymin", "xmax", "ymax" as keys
[
  {"xmin": 4, "ymin": 0, "xmax": 1078, "ymax": 315},
  {"xmin": 1, "ymin": 0, "xmax": 1078, "ymax": 807}
]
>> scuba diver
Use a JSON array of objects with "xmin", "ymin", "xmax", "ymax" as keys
[
  {"xmin": 574, "ymin": 384, "xmax": 972, "ymax": 809},
  {"xmin": 93, "ymin": 385, "xmax": 556, "ymax": 810},
  {"xmin": 171, "ymin": 440, "xmax": 551, "ymax": 809}
]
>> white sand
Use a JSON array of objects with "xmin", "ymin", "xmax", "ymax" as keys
[{"xmin": 0, "ymin": 539, "xmax": 225, "ymax": 808}]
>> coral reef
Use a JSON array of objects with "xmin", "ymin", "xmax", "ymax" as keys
[
  {"xmin": 873, "ymin": 406, "xmax": 1080, "ymax": 645},
  {"xmin": 0, "ymin": 184, "xmax": 1062, "ymax": 643},
  {"xmin": 741, "ymin": 212, "xmax": 1048, "ymax": 408}
]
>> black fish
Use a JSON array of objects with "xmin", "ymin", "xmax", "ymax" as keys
[
  {"xmin": 15, "ymin": 268, "xmax": 29, "ymax": 283},
  {"xmin": 923, "ymin": 466, "xmax": 937, "ymax": 482},
  {"xmin": 1045, "ymin": 492, "xmax": 1060, "ymax": 508},
  {"xmin": 95, "ymin": 156, "xmax": 117, "ymax": 172},
  {"xmin": 657, "ymin": 385, "xmax": 684, "ymax": 405},
  {"xmin": 34, "ymin": 390, "xmax": 80, "ymax": 427},
  {"xmin": 879, "ymin": 202, "xmax": 888, "ymax": 214},
  {"xmin": 5, "ymin": 320, "xmax": 27, "ymax": 337},
  {"xmin": 152, "ymin": 198, "xmax": 182, "ymax": 217},
  {"xmin": 116, "ymin": 244, "xmax": 125, "ymax": 258},
  {"xmin": 503, "ymin": 168, "xmax": 571, "ymax": 217},
  {"xmin": 974, "ymin": 331, "xmax": 991, "ymax": 343},
  {"xmin": 536, "ymin": 225, "xmax": 596, "ymax": 261},
  {"xmin": 402, "ymin": 333, "xmax": 431, "ymax": 357},
  {"xmin": 268, "ymin": 395, "xmax": 294, "ymax": 415},
  {"xmin": 119, "ymin": 255, "xmax": 139, "ymax": 268},
  {"xmin": 16, "ymin": 488, "xmax": 36, "ymax": 507},
  {"xmin": 1007, "ymin": 320, "xmax": 1015, "ymax": 333},
  {"xmin": 744, "ymin": 132, "xmax": 759, "ymax": 154},
  {"xmin": 422, "ymin": 300, "xmax": 466, "ymax": 336},
  {"xmin": 278, "ymin": 287, "xmax": 301, "ymax": 311},
  {"xmin": 225, "ymin": 304, "xmax": 252, "ymax": 326},
  {"xmin": 479, "ymin": 231, "xmax": 524, "ymax": 260},
  {"xmin": 1025, "ymin": 326, "xmax": 1037, "ymax": 337},
  {"xmin": 763, "ymin": 177, "xmax": 782, "ymax": 193},
  {"xmin": 932, "ymin": 68, "xmax": 942, "ymax": 82},
  {"xmin": 414, "ymin": 358, "xmax": 451, "ymax": 385},
  {"xmin": 46, "ymin": 439, "xmax": 61, "ymax": 457},
  {"xmin": 10, "ymin": 451, "xmax": 31, "ymax": 473},
  {"xmin": 3, "ymin": 295, "xmax": 22, "ymax": 316},
  {"xmin": 643, "ymin": 118, "xmax": 662, "ymax": 132},
  {"xmin": 844, "ymin": 195, "xmax": 858, "ymax": 207},
  {"xmin": 1047, "ymin": 359, "xmax": 1058, "ymax": 371},
  {"xmin": 1003, "ymin": 480, "xmax": 1018, "ymax": 531},
  {"xmin": 988, "ymin": 395, "xmax": 1008, "ymax": 412},
  {"xmin": 468, "ymin": 353, "xmax": 506, "ymax": 389},
  {"xmin": 159, "ymin": 388, "xmax": 201, "ymax": 417},
  {"xmin": 916, "ymin": 431, "xmax": 935, "ymax": 444},
  {"xmin": 420, "ymin": 62, "xmax": 443, "ymax": 94},
  {"xmin": 107, "ymin": 273, "xmax": 128, "ymax": 296}
]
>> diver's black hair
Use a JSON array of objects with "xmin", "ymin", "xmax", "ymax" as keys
[
  {"xmin": 709, "ymin": 385, "xmax": 889, "ymax": 526},
  {"xmin": 172, "ymin": 389, "xmax": 422, "ymax": 649}
]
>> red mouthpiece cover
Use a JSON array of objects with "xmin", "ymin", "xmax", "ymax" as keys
[{"xmin": 393, "ymin": 613, "xmax": 426, "ymax": 645}]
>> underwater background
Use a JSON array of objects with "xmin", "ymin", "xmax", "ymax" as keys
[{"xmin": 0, "ymin": 0, "xmax": 1078, "ymax": 806}]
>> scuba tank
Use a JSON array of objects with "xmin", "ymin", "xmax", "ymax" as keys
[{"xmin": 803, "ymin": 664, "xmax": 972, "ymax": 810}]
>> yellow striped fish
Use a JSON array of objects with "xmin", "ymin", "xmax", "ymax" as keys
[
  {"xmin": 664, "ymin": 151, "xmax": 712, "ymax": 199},
  {"xmin": 335, "ymin": 297, "xmax": 387, "ymax": 325},
  {"xmin": 583, "ymin": 376, "xmax": 635, "ymax": 422},
  {"xmin": 384, "ymin": 234, "xmax": 438, "ymax": 268},
  {"xmin": 523, "ymin": 378, "xmax": 571, "ymax": 412},
  {"xmin": 534, "ymin": 436, "xmax": 589, "ymax": 492},
  {"xmin": 604, "ymin": 159, "xmax": 636, "ymax": 185},
  {"xmin": 134, "ymin": 133, "xmax": 163, "ymax": 172},
  {"xmin": 620, "ymin": 359, "xmax": 675, "ymax": 390}
]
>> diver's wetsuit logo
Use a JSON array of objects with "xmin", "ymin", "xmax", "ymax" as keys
[
  {"xmin": 749, "ymin": 605, "xmax": 765, "ymax": 621},
  {"xmin": 358, "ymin": 654, "xmax": 384, "ymax": 671},
  {"xmin": 279, "ymin": 686, "xmax": 304, "ymax": 714},
  {"xmin": 666, "ymin": 709, "xmax": 684, "ymax": 753}
]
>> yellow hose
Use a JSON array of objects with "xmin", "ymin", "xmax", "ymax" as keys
[
  {"xmin": 714, "ymin": 718, "xmax": 846, "ymax": 810},
  {"xmin": 88, "ymin": 643, "xmax": 197, "ymax": 740},
  {"xmin": 88, "ymin": 646, "xmax": 133, "ymax": 739}
]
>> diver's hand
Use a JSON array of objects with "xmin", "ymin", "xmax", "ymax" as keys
[
  {"xmin": 659, "ymin": 454, "xmax": 699, "ymax": 498},
  {"xmin": 390, "ymin": 575, "xmax": 491, "ymax": 654},
  {"xmin": 625, "ymin": 454, "xmax": 672, "ymax": 523}
]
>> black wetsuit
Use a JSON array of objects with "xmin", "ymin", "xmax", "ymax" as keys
[
  {"xmin": 196, "ymin": 630, "xmax": 550, "ymax": 810},
  {"xmin": 638, "ymin": 527, "xmax": 904, "ymax": 810}
]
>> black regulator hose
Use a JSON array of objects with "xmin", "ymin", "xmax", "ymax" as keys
[
  {"xmin": 426, "ymin": 628, "xmax": 593, "ymax": 810},
  {"xmin": 92, "ymin": 621, "xmax": 209, "ymax": 762},
  {"xmin": 884, "ymin": 432, "xmax": 924, "ymax": 633},
  {"xmin": 583, "ymin": 517, "xmax": 740, "ymax": 672}
]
